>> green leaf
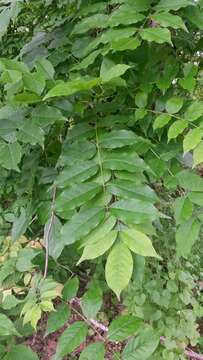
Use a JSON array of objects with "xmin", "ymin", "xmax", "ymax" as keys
[
  {"xmin": 53, "ymin": 321, "xmax": 88, "ymax": 360},
  {"xmin": 108, "ymin": 315, "xmax": 142, "ymax": 342},
  {"xmin": 101, "ymin": 64, "xmax": 130, "ymax": 83},
  {"xmin": 81, "ymin": 284, "xmax": 102, "ymax": 319},
  {"xmin": 58, "ymin": 140, "xmax": 96, "ymax": 167},
  {"xmin": 155, "ymin": 0, "xmax": 193, "ymax": 11},
  {"xmin": 110, "ymin": 199, "xmax": 159, "ymax": 224},
  {"xmin": 140, "ymin": 28, "xmax": 172, "ymax": 45},
  {"xmin": 153, "ymin": 114, "xmax": 171, "ymax": 130},
  {"xmin": 45, "ymin": 304, "xmax": 70, "ymax": 336},
  {"xmin": 11, "ymin": 207, "xmax": 30, "ymax": 242},
  {"xmin": 71, "ymin": 50, "xmax": 101, "ymax": 71},
  {"xmin": 107, "ymin": 180, "xmax": 158, "ymax": 203},
  {"xmin": 23, "ymin": 72, "xmax": 45, "ymax": 96},
  {"xmin": 79, "ymin": 342, "xmax": 105, "ymax": 360},
  {"xmin": 105, "ymin": 242, "xmax": 133, "ymax": 299},
  {"xmin": 45, "ymin": 215, "xmax": 63, "ymax": 259},
  {"xmin": 80, "ymin": 216, "xmax": 117, "ymax": 247},
  {"xmin": 35, "ymin": 58, "xmax": 55, "ymax": 80},
  {"xmin": 122, "ymin": 327, "xmax": 159, "ymax": 360},
  {"xmin": 0, "ymin": 141, "xmax": 22, "ymax": 171},
  {"xmin": 0, "ymin": 7, "xmax": 11, "ymax": 40},
  {"xmin": 17, "ymin": 122, "xmax": 44, "ymax": 147},
  {"xmin": 193, "ymin": 141, "xmax": 203, "ymax": 167},
  {"xmin": 184, "ymin": 101, "xmax": 203, "ymax": 121},
  {"xmin": 62, "ymin": 277, "xmax": 79, "ymax": 301},
  {"xmin": 111, "ymin": 37, "xmax": 140, "ymax": 51},
  {"xmin": 32, "ymin": 105, "xmax": 66, "ymax": 127},
  {"xmin": 61, "ymin": 207, "xmax": 105, "ymax": 246},
  {"xmin": 183, "ymin": 6, "xmax": 203, "ymax": 30},
  {"xmin": 72, "ymin": 14, "xmax": 109, "ymax": 34},
  {"xmin": 176, "ymin": 170, "xmax": 203, "ymax": 192},
  {"xmin": 16, "ymin": 248, "xmax": 38, "ymax": 272},
  {"xmin": 120, "ymin": 228, "xmax": 161, "ymax": 259},
  {"xmin": 108, "ymin": 6, "xmax": 145, "ymax": 27},
  {"xmin": 135, "ymin": 92, "xmax": 148, "ymax": 108},
  {"xmin": 151, "ymin": 13, "xmax": 187, "ymax": 31},
  {"xmin": 44, "ymin": 78, "xmax": 101, "ymax": 99},
  {"xmin": 0, "ymin": 314, "xmax": 20, "ymax": 337},
  {"xmin": 183, "ymin": 128, "xmax": 202, "ymax": 154},
  {"xmin": 166, "ymin": 97, "xmax": 184, "ymax": 114},
  {"xmin": 103, "ymin": 150, "xmax": 149, "ymax": 173},
  {"xmin": 55, "ymin": 183, "xmax": 101, "ymax": 212},
  {"xmin": 3, "ymin": 345, "xmax": 38, "ymax": 360},
  {"xmin": 168, "ymin": 119, "xmax": 188, "ymax": 141},
  {"xmin": 173, "ymin": 197, "xmax": 193, "ymax": 224},
  {"xmin": 188, "ymin": 191, "xmax": 203, "ymax": 206},
  {"xmin": 176, "ymin": 219, "xmax": 200, "ymax": 258},
  {"xmin": 100, "ymin": 129, "xmax": 137, "ymax": 148},
  {"xmin": 77, "ymin": 230, "xmax": 117, "ymax": 264},
  {"xmin": 55, "ymin": 161, "xmax": 99, "ymax": 188}
]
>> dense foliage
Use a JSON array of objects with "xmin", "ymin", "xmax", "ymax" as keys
[{"xmin": 0, "ymin": 0, "xmax": 203, "ymax": 359}]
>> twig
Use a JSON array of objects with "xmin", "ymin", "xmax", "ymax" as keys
[{"xmin": 43, "ymin": 186, "xmax": 56, "ymax": 279}]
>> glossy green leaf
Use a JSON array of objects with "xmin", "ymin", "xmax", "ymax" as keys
[
  {"xmin": 140, "ymin": 28, "xmax": 172, "ymax": 45},
  {"xmin": 168, "ymin": 119, "xmax": 188, "ymax": 141},
  {"xmin": 120, "ymin": 228, "xmax": 161, "ymax": 259},
  {"xmin": 61, "ymin": 207, "xmax": 105, "ymax": 246},
  {"xmin": 77, "ymin": 230, "xmax": 117, "ymax": 264},
  {"xmin": 153, "ymin": 113, "xmax": 171, "ymax": 130},
  {"xmin": 53, "ymin": 321, "xmax": 88, "ymax": 360},
  {"xmin": 105, "ymin": 242, "xmax": 133, "ymax": 299},
  {"xmin": 166, "ymin": 97, "xmax": 184, "ymax": 114},
  {"xmin": 108, "ymin": 315, "xmax": 142, "ymax": 341},
  {"xmin": 183, "ymin": 128, "xmax": 202, "ymax": 153},
  {"xmin": 45, "ymin": 304, "xmax": 70, "ymax": 336},
  {"xmin": 79, "ymin": 342, "xmax": 105, "ymax": 360}
]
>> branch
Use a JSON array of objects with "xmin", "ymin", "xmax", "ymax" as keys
[{"xmin": 43, "ymin": 186, "xmax": 56, "ymax": 279}]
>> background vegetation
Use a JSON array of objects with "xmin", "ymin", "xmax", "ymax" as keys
[{"xmin": 0, "ymin": 0, "xmax": 202, "ymax": 359}]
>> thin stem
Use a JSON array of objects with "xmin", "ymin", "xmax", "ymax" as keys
[
  {"xmin": 150, "ymin": 147, "xmax": 174, "ymax": 177},
  {"xmin": 43, "ymin": 186, "xmax": 56, "ymax": 279}
]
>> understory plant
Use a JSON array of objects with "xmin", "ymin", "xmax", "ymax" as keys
[{"xmin": 0, "ymin": 0, "xmax": 203, "ymax": 359}]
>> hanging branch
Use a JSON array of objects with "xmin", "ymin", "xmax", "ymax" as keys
[{"xmin": 43, "ymin": 186, "xmax": 56, "ymax": 279}]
